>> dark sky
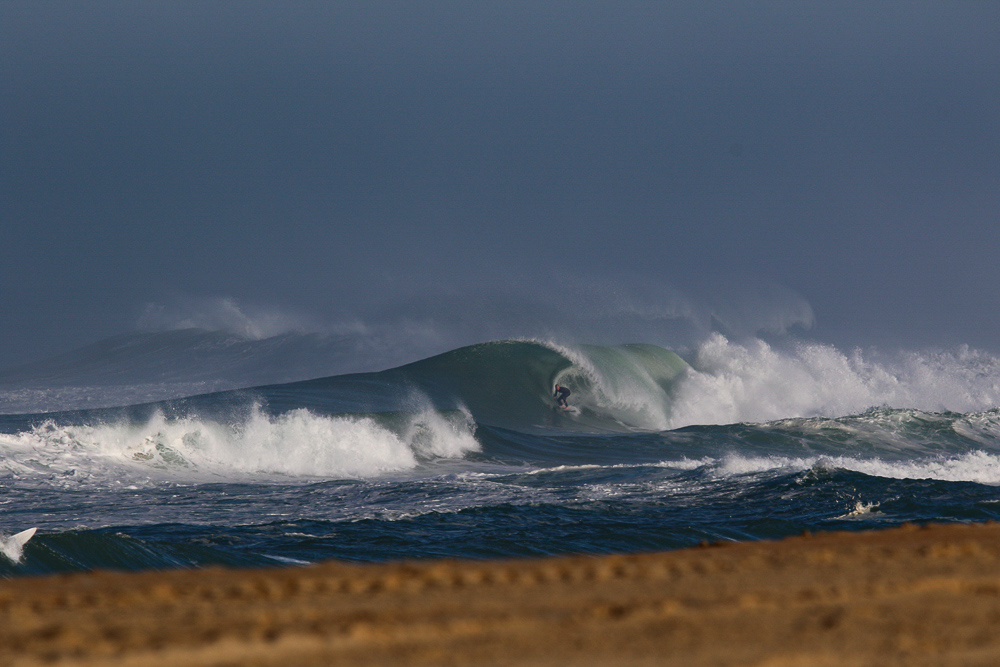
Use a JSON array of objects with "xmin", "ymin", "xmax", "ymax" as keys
[{"xmin": 3, "ymin": 2, "xmax": 1000, "ymax": 368}]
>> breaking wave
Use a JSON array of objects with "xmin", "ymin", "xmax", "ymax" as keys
[
  {"xmin": 669, "ymin": 334, "xmax": 1000, "ymax": 427},
  {"xmin": 347, "ymin": 336, "xmax": 1000, "ymax": 431},
  {"xmin": 0, "ymin": 404, "xmax": 479, "ymax": 487}
]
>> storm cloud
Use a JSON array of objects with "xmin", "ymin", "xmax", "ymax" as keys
[{"xmin": 3, "ymin": 2, "xmax": 999, "ymax": 367}]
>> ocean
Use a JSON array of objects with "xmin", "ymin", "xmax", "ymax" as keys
[{"xmin": 3, "ymin": 334, "xmax": 1000, "ymax": 576}]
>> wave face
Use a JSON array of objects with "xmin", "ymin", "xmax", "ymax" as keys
[
  {"xmin": 4, "ymin": 337, "xmax": 1000, "ymax": 576},
  {"xmin": 383, "ymin": 340, "xmax": 689, "ymax": 431}
]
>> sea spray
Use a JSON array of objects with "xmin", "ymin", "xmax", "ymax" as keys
[
  {"xmin": 667, "ymin": 334, "xmax": 1000, "ymax": 428},
  {"xmin": 386, "ymin": 338, "xmax": 1000, "ymax": 431},
  {"xmin": 5, "ymin": 406, "xmax": 1000, "ymax": 574},
  {"xmin": 0, "ymin": 404, "xmax": 479, "ymax": 487}
]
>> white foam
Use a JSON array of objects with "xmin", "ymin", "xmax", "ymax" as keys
[
  {"xmin": 708, "ymin": 449, "xmax": 1000, "ymax": 485},
  {"xmin": 524, "ymin": 458, "xmax": 712, "ymax": 476},
  {"xmin": 838, "ymin": 501, "xmax": 882, "ymax": 519},
  {"xmin": 0, "ymin": 405, "xmax": 480, "ymax": 487},
  {"xmin": 668, "ymin": 334, "xmax": 1000, "ymax": 428},
  {"xmin": 533, "ymin": 335, "xmax": 1000, "ymax": 431}
]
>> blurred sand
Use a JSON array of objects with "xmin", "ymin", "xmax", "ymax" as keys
[{"xmin": 5, "ymin": 522, "xmax": 1000, "ymax": 666}]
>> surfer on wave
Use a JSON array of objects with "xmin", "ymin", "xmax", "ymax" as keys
[{"xmin": 553, "ymin": 384, "xmax": 571, "ymax": 410}]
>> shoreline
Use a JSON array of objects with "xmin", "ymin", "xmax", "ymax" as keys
[{"xmin": 5, "ymin": 522, "xmax": 1000, "ymax": 665}]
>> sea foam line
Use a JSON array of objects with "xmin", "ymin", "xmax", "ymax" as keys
[{"xmin": 710, "ymin": 450, "xmax": 1000, "ymax": 485}]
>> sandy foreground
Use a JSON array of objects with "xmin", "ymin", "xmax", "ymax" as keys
[{"xmin": 5, "ymin": 523, "xmax": 1000, "ymax": 666}]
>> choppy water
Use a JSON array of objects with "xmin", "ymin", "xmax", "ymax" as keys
[{"xmin": 4, "ymin": 336, "xmax": 1000, "ymax": 576}]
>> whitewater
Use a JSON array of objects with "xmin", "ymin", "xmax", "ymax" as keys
[{"xmin": 3, "ymin": 333, "xmax": 1000, "ymax": 575}]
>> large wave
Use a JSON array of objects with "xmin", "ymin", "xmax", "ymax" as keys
[
  {"xmin": 384, "ymin": 337, "xmax": 1000, "ymax": 430},
  {"xmin": 378, "ymin": 339, "xmax": 689, "ymax": 431},
  {"xmin": 340, "ymin": 337, "xmax": 1000, "ymax": 431},
  {"xmin": 5, "ymin": 336, "xmax": 1000, "ymax": 490},
  {"xmin": 9, "ymin": 335, "xmax": 1000, "ymax": 433}
]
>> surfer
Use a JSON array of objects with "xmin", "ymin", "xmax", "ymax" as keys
[{"xmin": 553, "ymin": 384, "xmax": 571, "ymax": 409}]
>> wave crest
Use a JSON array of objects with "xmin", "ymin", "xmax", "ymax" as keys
[
  {"xmin": 0, "ymin": 405, "xmax": 480, "ymax": 486},
  {"xmin": 668, "ymin": 334, "xmax": 1000, "ymax": 427}
]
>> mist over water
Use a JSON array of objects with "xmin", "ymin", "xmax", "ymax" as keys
[{"xmin": 0, "ymin": 279, "xmax": 819, "ymax": 413}]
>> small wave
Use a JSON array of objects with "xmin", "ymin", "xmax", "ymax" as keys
[{"xmin": 708, "ymin": 449, "xmax": 1000, "ymax": 485}]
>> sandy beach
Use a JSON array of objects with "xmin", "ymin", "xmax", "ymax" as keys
[{"xmin": 4, "ymin": 522, "xmax": 1000, "ymax": 666}]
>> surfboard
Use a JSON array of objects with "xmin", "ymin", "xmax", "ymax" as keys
[
  {"xmin": 1, "ymin": 527, "xmax": 36, "ymax": 563},
  {"xmin": 12, "ymin": 528, "xmax": 36, "ymax": 548}
]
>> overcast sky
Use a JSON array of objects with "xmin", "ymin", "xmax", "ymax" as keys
[{"xmin": 2, "ymin": 2, "xmax": 1000, "ymax": 368}]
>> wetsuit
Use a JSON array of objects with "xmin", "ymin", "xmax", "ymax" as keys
[{"xmin": 554, "ymin": 385, "xmax": 571, "ymax": 408}]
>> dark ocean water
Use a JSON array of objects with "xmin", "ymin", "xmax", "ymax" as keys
[{"xmin": 4, "ymin": 337, "xmax": 1000, "ymax": 576}]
